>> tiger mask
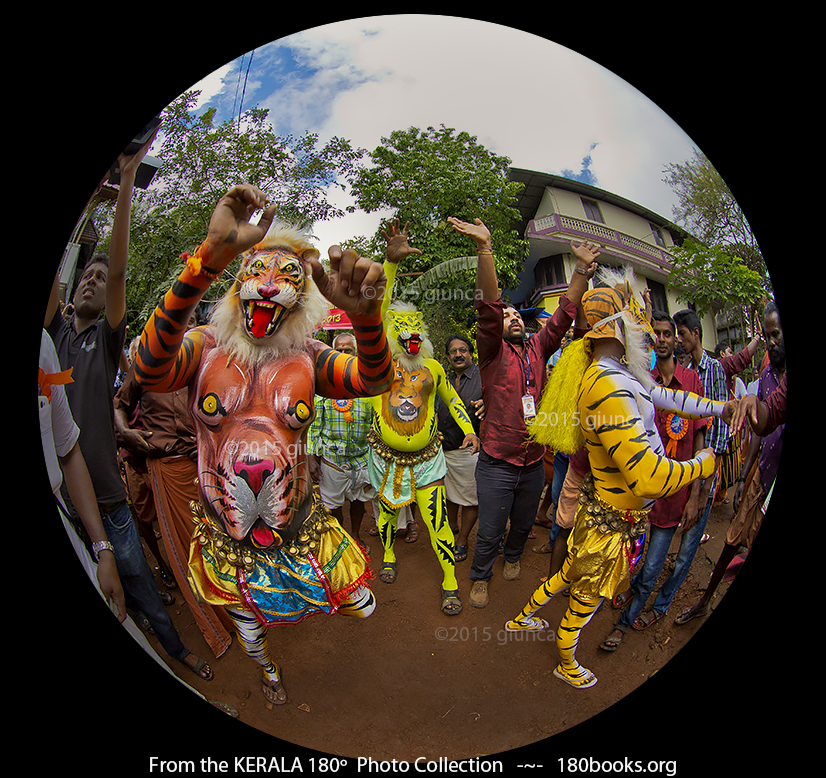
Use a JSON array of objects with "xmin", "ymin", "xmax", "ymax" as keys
[
  {"xmin": 385, "ymin": 301, "xmax": 434, "ymax": 371},
  {"xmin": 380, "ymin": 363, "xmax": 434, "ymax": 437},
  {"xmin": 209, "ymin": 224, "xmax": 330, "ymax": 366}
]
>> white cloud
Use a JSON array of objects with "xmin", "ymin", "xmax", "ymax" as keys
[
  {"xmin": 185, "ymin": 16, "xmax": 703, "ymax": 245},
  {"xmin": 188, "ymin": 63, "xmax": 235, "ymax": 109},
  {"xmin": 282, "ymin": 17, "xmax": 696, "ymax": 218}
]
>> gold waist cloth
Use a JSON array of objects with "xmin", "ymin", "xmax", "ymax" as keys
[{"xmin": 565, "ymin": 474, "xmax": 649, "ymax": 601}]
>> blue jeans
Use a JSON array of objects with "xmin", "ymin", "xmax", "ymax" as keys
[
  {"xmin": 651, "ymin": 476, "xmax": 717, "ymax": 616},
  {"xmin": 470, "ymin": 450, "xmax": 546, "ymax": 582},
  {"xmin": 548, "ymin": 452, "xmax": 569, "ymax": 543},
  {"xmin": 101, "ymin": 500, "xmax": 187, "ymax": 661},
  {"xmin": 618, "ymin": 523, "xmax": 678, "ymax": 629}
]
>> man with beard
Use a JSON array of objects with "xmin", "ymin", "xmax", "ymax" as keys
[
  {"xmin": 446, "ymin": 216, "xmax": 598, "ymax": 608},
  {"xmin": 367, "ymin": 224, "xmax": 479, "ymax": 615},
  {"xmin": 438, "ymin": 335, "xmax": 484, "ymax": 562},
  {"xmin": 675, "ymin": 301, "xmax": 785, "ymax": 625},
  {"xmin": 135, "ymin": 185, "xmax": 394, "ymax": 705}
]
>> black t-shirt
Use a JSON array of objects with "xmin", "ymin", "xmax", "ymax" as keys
[{"xmin": 47, "ymin": 310, "xmax": 127, "ymax": 504}]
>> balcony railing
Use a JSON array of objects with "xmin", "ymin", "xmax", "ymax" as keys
[{"xmin": 528, "ymin": 214, "xmax": 676, "ymax": 273}]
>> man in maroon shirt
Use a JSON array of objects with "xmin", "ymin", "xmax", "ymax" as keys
[
  {"xmin": 447, "ymin": 217, "xmax": 599, "ymax": 608},
  {"xmin": 735, "ymin": 372, "xmax": 787, "ymax": 436}
]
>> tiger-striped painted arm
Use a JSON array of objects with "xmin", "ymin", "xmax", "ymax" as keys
[
  {"xmin": 134, "ymin": 265, "xmax": 212, "ymax": 392},
  {"xmin": 314, "ymin": 312, "xmax": 393, "ymax": 399},
  {"xmin": 582, "ymin": 366, "xmax": 716, "ymax": 504},
  {"xmin": 649, "ymin": 385, "xmax": 726, "ymax": 420}
]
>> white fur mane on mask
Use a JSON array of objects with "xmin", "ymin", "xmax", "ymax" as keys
[
  {"xmin": 385, "ymin": 300, "xmax": 434, "ymax": 370},
  {"xmin": 208, "ymin": 222, "xmax": 330, "ymax": 366},
  {"xmin": 592, "ymin": 266, "xmax": 654, "ymax": 390}
]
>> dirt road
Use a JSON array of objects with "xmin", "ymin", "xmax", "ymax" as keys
[{"xmin": 51, "ymin": 494, "xmax": 782, "ymax": 773}]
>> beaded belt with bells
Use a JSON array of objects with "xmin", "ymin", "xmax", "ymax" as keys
[
  {"xmin": 577, "ymin": 473, "xmax": 648, "ymax": 541},
  {"xmin": 366, "ymin": 428, "xmax": 443, "ymax": 465},
  {"xmin": 189, "ymin": 492, "xmax": 335, "ymax": 575}
]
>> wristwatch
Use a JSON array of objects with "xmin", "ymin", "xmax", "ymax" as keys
[{"xmin": 92, "ymin": 540, "xmax": 115, "ymax": 562}]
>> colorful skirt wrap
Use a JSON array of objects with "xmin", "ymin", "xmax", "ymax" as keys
[
  {"xmin": 187, "ymin": 496, "xmax": 373, "ymax": 627},
  {"xmin": 367, "ymin": 430, "xmax": 447, "ymax": 508}
]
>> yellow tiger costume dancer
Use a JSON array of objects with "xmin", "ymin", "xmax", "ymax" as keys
[
  {"xmin": 507, "ymin": 269, "xmax": 727, "ymax": 689},
  {"xmin": 367, "ymin": 223, "xmax": 479, "ymax": 614}
]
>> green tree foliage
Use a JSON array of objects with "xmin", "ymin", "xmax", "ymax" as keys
[
  {"xmin": 663, "ymin": 149, "xmax": 767, "ymax": 281},
  {"xmin": 663, "ymin": 149, "xmax": 772, "ymax": 349},
  {"xmin": 668, "ymin": 238, "xmax": 764, "ymax": 318},
  {"xmin": 348, "ymin": 125, "xmax": 527, "ymax": 357},
  {"xmin": 103, "ymin": 91, "xmax": 364, "ymax": 332},
  {"xmin": 154, "ymin": 92, "xmax": 363, "ymax": 227}
]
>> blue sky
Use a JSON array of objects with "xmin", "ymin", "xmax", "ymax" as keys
[{"xmin": 162, "ymin": 16, "xmax": 700, "ymax": 252}]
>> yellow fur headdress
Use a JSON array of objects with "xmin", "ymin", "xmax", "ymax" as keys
[
  {"xmin": 528, "ymin": 266, "xmax": 652, "ymax": 454},
  {"xmin": 527, "ymin": 336, "xmax": 590, "ymax": 454}
]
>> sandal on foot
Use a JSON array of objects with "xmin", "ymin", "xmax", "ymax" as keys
[
  {"xmin": 209, "ymin": 701, "xmax": 239, "ymax": 717},
  {"xmin": 160, "ymin": 569, "xmax": 178, "ymax": 589},
  {"xmin": 455, "ymin": 544, "xmax": 468, "ymax": 562},
  {"xmin": 632, "ymin": 609, "xmax": 666, "ymax": 630},
  {"xmin": 532, "ymin": 543, "xmax": 553, "ymax": 554},
  {"xmin": 553, "ymin": 665, "xmax": 598, "ymax": 689},
  {"xmin": 441, "ymin": 587, "xmax": 462, "ymax": 616},
  {"xmin": 612, "ymin": 589, "xmax": 633, "ymax": 609},
  {"xmin": 675, "ymin": 601, "xmax": 710, "ymax": 626},
  {"xmin": 504, "ymin": 616, "xmax": 549, "ymax": 632},
  {"xmin": 379, "ymin": 562, "xmax": 397, "ymax": 584},
  {"xmin": 404, "ymin": 522, "xmax": 419, "ymax": 543},
  {"xmin": 183, "ymin": 653, "xmax": 213, "ymax": 681},
  {"xmin": 158, "ymin": 590, "xmax": 175, "ymax": 606},
  {"xmin": 600, "ymin": 629, "xmax": 625, "ymax": 652},
  {"xmin": 262, "ymin": 677, "xmax": 287, "ymax": 705}
]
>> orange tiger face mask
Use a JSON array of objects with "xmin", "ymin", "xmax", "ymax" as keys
[{"xmin": 238, "ymin": 249, "xmax": 307, "ymax": 340}]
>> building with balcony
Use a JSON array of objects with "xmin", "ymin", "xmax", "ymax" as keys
[{"xmin": 506, "ymin": 168, "xmax": 723, "ymax": 352}]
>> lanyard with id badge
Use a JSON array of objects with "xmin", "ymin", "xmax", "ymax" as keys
[{"xmin": 511, "ymin": 343, "xmax": 536, "ymax": 421}]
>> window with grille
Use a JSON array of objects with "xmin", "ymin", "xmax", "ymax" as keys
[
  {"xmin": 534, "ymin": 255, "xmax": 567, "ymax": 287},
  {"xmin": 581, "ymin": 198, "xmax": 604, "ymax": 223}
]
